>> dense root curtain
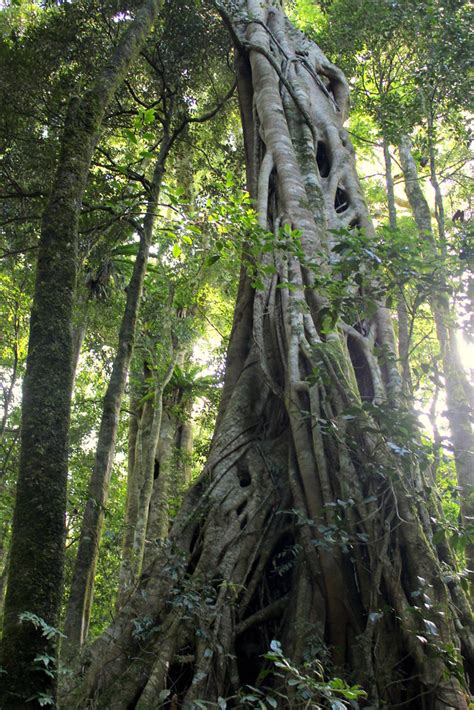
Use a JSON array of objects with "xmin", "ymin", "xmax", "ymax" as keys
[{"xmin": 73, "ymin": 2, "xmax": 473, "ymax": 708}]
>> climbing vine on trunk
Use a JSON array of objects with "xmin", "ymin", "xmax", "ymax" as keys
[{"xmin": 73, "ymin": 2, "xmax": 473, "ymax": 708}]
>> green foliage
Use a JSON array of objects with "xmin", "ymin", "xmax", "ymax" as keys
[
  {"xmin": 238, "ymin": 639, "xmax": 367, "ymax": 709},
  {"xmin": 15, "ymin": 612, "xmax": 66, "ymax": 704},
  {"xmin": 287, "ymin": 0, "xmax": 327, "ymax": 33},
  {"xmin": 18, "ymin": 611, "xmax": 66, "ymax": 641},
  {"xmin": 320, "ymin": 0, "xmax": 471, "ymax": 142},
  {"xmin": 0, "ymin": 258, "xmax": 33, "ymax": 617},
  {"xmin": 187, "ymin": 639, "xmax": 367, "ymax": 709}
]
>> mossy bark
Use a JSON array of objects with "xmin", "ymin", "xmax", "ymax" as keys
[
  {"xmin": 0, "ymin": 3, "xmax": 163, "ymax": 706},
  {"xmin": 71, "ymin": 2, "xmax": 473, "ymax": 708}
]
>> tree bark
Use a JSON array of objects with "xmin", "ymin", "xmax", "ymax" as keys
[
  {"xmin": 0, "ymin": 532, "xmax": 9, "ymax": 614},
  {"xmin": 116, "ymin": 352, "xmax": 177, "ymax": 608},
  {"xmin": 143, "ymin": 410, "xmax": 175, "ymax": 551},
  {"xmin": 399, "ymin": 135, "xmax": 474, "ymax": 582},
  {"xmin": 143, "ymin": 382, "xmax": 196, "ymax": 563},
  {"xmin": 0, "ymin": 3, "xmax": 163, "ymax": 706},
  {"xmin": 72, "ymin": 3, "xmax": 473, "ymax": 708},
  {"xmin": 175, "ymin": 398, "xmax": 194, "ymax": 489},
  {"xmin": 427, "ymin": 115, "xmax": 447, "ymax": 257},
  {"xmin": 71, "ymin": 290, "xmax": 90, "ymax": 389},
  {"xmin": 382, "ymin": 136, "xmax": 412, "ymax": 396}
]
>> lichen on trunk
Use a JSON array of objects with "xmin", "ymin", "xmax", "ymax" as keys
[{"xmin": 72, "ymin": 3, "xmax": 473, "ymax": 708}]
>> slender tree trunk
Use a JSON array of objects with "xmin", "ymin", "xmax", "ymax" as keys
[
  {"xmin": 73, "ymin": 4, "xmax": 473, "ymax": 708},
  {"xmin": 143, "ymin": 385, "xmax": 196, "ymax": 563},
  {"xmin": 382, "ymin": 136, "xmax": 412, "ymax": 395},
  {"xmin": 143, "ymin": 410, "xmax": 175, "ymax": 552},
  {"xmin": 0, "ymin": 316, "xmax": 19, "ymax": 443},
  {"xmin": 428, "ymin": 358, "xmax": 444, "ymax": 482},
  {"xmin": 0, "ymin": 530, "xmax": 9, "ymax": 613},
  {"xmin": 0, "ymin": 4, "xmax": 163, "ymax": 706},
  {"xmin": 399, "ymin": 135, "xmax": 474, "ymax": 583},
  {"xmin": 175, "ymin": 398, "xmax": 194, "ymax": 489},
  {"xmin": 62, "ymin": 135, "xmax": 172, "ymax": 658},
  {"xmin": 116, "ymin": 352, "xmax": 177, "ymax": 606},
  {"xmin": 115, "ymin": 372, "xmax": 144, "ymax": 607},
  {"xmin": 427, "ymin": 115, "xmax": 447, "ymax": 256},
  {"xmin": 119, "ymin": 365, "xmax": 196, "ymax": 594},
  {"xmin": 171, "ymin": 351, "xmax": 195, "ymax": 491},
  {"xmin": 71, "ymin": 290, "xmax": 90, "ymax": 388}
]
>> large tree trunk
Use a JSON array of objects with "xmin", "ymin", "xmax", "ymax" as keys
[
  {"xmin": 63, "ymin": 136, "xmax": 172, "ymax": 658},
  {"xmin": 72, "ymin": 3, "xmax": 473, "ymax": 708},
  {"xmin": 399, "ymin": 135, "xmax": 474, "ymax": 583},
  {"xmin": 0, "ymin": 3, "xmax": 163, "ymax": 706}
]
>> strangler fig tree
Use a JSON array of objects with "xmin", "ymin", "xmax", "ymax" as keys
[{"xmin": 74, "ymin": 1, "xmax": 473, "ymax": 707}]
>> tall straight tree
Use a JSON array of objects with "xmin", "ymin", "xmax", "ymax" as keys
[
  {"xmin": 0, "ymin": 2, "xmax": 163, "ymax": 706},
  {"xmin": 73, "ymin": 2, "xmax": 473, "ymax": 708}
]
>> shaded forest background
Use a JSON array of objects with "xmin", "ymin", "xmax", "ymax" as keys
[{"xmin": 0, "ymin": 0, "xmax": 472, "ymax": 707}]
